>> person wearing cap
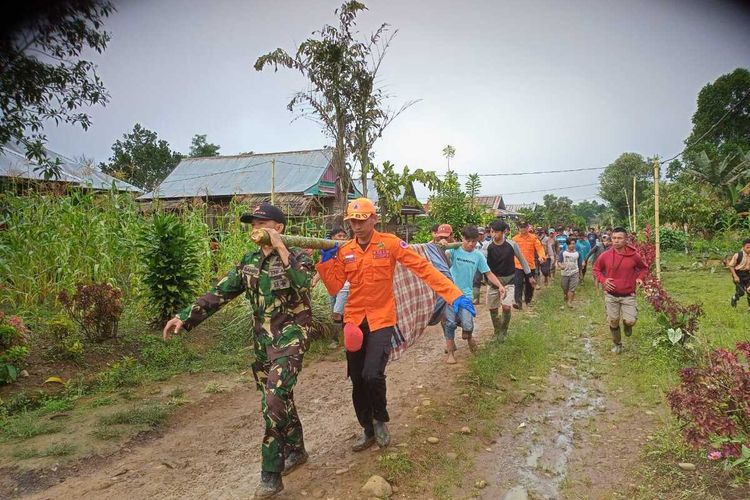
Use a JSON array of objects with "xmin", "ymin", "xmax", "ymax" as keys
[
  {"xmin": 316, "ymin": 198, "xmax": 472, "ymax": 452},
  {"xmin": 512, "ymin": 221, "xmax": 543, "ymax": 309},
  {"xmin": 162, "ymin": 203, "xmax": 313, "ymax": 498}
]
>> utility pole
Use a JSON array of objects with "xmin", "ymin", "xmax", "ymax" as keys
[
  {"xmin": 623, "ymin": 187, "xmax": 632, "ymax": 232},
  {"xmin": 632, "ymin": 176, "xmax": 637, "ymax": 234},
  {"xmin": 271, "ymin": 159, "xmax": 276, "ymax": 205},
  {"xmin": 654, "ymin": 158, "xmax": 661, "ymax": 279}
]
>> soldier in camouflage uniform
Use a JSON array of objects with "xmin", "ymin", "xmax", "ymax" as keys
[{"xmin": 163, "ymin": 203, "xmax": 312, "ymax": 499}]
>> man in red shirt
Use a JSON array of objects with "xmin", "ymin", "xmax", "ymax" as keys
[
  {"xmin": 592, "ymin": 227, "xmax": 648, "ymax": 354},
  {"xmin": 316, "ymin": 198, "xmax": 473, "ymax": 451}
]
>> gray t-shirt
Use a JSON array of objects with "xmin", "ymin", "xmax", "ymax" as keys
[{"xmin": 559, "ymin": 250, "xmax": 580, "ymax": 277}]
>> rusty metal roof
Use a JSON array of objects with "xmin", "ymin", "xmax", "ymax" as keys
[
  {"xmin": 139, "ymin": 149, "xmax": 333, "ymax": 200},
  {"xmin": 0, "ymin": 144, "xmax": 141, "ymax": 192}
]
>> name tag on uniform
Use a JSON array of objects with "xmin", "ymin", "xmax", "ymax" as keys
[
  {"xmin": 373, "ymin": 249, "xmax": 390, "ymax": 259},
  {"xmin": 343, "ymin": 253, "xmax": 356, "ymax": 263}
]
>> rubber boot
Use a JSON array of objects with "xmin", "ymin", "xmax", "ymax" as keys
[
  {"xmin": 374, "ymin": 420, "xmax": 391, "ymax": 448},
  {"xmin": 352, "ymin": 432, "xmax": 376, "ymax": 452},
  {"xmin": 489, "ymin": 310, "xmax": 501, "ymax": 337},
  {"xmin": 282, "ymin": 449, "xmax": 309, "ymax": 476},
  {"xmin": 498, "ymin": 309, "xmax": 511, "ymax": 342},
  {"xmin": 254, "ymin": 471, "xmax": 283, "ymax": 498},
  {"xmin": 623, "ymin": 324, "xmax": 633, "ymax": 337},
  {"xmin": 472, "ymin": 287, "xmax": 481, "ymax": 305},
  {"xmin": 610, "ymin": 326, "xmax": 622, "ymax": 353},
  {"xmin": 445, "ymin": 340, "xmax": 457, "ymax": 364}
]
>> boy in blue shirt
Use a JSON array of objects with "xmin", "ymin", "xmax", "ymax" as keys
[{"xmin": 444, "ymin": 225, "xmax": 506, "ymax": 363}]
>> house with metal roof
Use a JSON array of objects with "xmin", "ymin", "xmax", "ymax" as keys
[
  {"xmin": 139, "ymin": 149, "xmax": 356, "ymax": 216},
  {"xmin": 1, "ymin": 144, "xmax": 140, "ymax": 193}
]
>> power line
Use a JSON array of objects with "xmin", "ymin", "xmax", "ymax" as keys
[
  {"xmin": 501, "ymin": 182, "xmax": 599, "ymax": 196},
  {"xmin": 434, "ymin": 166, "xmax": 607, "ymax": 177},
  {"xmin": 660, "ymin": 87, "xmax": 750, "ymax": 165}
]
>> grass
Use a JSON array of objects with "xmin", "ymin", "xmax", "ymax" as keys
[
  {"xmin": 377, "ymin": 450, "xmax": 414, "ymax": 481},
  {"xmin": 13, "ymin": 442, "xmax": 76, "ymax": 460},
  {"xmin": 599, "ymin": 250, "xmax": 750, "ymax": 497},
  {"xmin": 204, "ymin": 382, "xmax": 226, "ymax": 394},
  {"xmin": 99, "ymin": 402, "xmax": 173, "ymax": 427},
  {"xmin": 0, "ymin": 413, "xmax": 63, "ymax": 442}
]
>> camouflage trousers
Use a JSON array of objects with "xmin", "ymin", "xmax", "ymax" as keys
[{"xmin": 252, "ymin": 346, "xmax": 305, "ymax": 473}]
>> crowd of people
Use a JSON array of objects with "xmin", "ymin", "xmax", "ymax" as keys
[{"xmin": 162, "ymin": 198, "xmax": 747, "ymax": 498}]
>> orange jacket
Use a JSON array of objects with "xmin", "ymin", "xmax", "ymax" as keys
[
  {"xmin": 316, "ymin": 231, "xmax": 463, "ymax": 331},
  {"xmin": 513, "ymin": 232, "xmax": 546, "ymax": 270}
]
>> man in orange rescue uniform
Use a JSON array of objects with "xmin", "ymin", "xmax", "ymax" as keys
[
  {"xmin": 512, "ymin": 221, "xmax": 543, "ymax": 309},
  {"xmin": 316, "ymin": 198, "xmax": 475, "ymax": 451}
]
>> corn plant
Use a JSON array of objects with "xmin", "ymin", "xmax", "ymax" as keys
[{"xmin": 137, "ymin": 212, "xmax": 204, "ymax": 324}]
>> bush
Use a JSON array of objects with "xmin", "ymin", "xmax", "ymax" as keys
[
  {"xmin": 97, "ymin": 356, "xmax": 145, "ymax": 390},
  {"xmin": 668, "ymin": 342, "xmax": 750, "ymax": 473},
  {"xmin": 659, "ymin": 227, "xmax": 688, "ymax": 251},
  {"xmin": 58, "ymin": 282, "xmax": 123, "ymax": 342},
  {"xmin": 0, "ymin": 313, "xmax": 30, "ymax": 384},
  {"xmin": 138, "ymin": 213, "xmax": 203, "ymax": 325},
  {"xmin": 44, "ymin": 315, "xmax": 85, "ymax": 363}
]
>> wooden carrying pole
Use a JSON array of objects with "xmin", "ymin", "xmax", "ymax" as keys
[
  {"xmin": 654, "ymin": 159, "xmax": 661, "ymax": 279},
  {"xmin": 250, "ymin": 229, "xmax": 463, "ymax": 250}
]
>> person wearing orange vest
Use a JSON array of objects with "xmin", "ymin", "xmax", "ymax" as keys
[
  {"xmin": 512, "ymin": 221, "xmax": 544, "ymax": 309},
  {"xmin": 316, "ymin": 198, "xmax": 472, "ymax": 451}
]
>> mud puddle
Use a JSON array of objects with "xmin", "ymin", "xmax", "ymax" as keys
[{"xmin": 473, "ymin": 323, "xmax": 606, "ymax": 500}]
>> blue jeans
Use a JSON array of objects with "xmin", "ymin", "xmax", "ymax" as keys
[{"xmin": 443, "ymin": 305, "xmax": 474, "ymax": 340}]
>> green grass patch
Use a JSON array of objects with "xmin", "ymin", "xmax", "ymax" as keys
[
  {"xmin": 90, "ymin": 426, "xmax": 123, "ymax": 441},
  {"xmin": 204, "ymin": 382, "xmax": 226, "ymax": 394},
  {"xmin": 0, "ymin": 413, "xmax": 63, "ymax": 441},
  {"xmin": 99, "ymin": 402, "xmax": 173, "ymax": 427},
  {"xmin": 377, "ymin": 450, "xmax": 414, "ymax": 481},
  {"xmin": 12, "ymin": 442, "xmax": 76, "ymax": 459}
]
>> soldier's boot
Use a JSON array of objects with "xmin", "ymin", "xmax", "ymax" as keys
[
  {"xmin": 282, "ymin": 449, "xmax": 309, "ymax": 476},
  {"xmin": 254, "ymin": 471, "xmax": 283, "ymax": 498},
  {"xmin": 445, "ymin": 340, "xmax": 457, "ymax": 364},
  {"xmin": 352, "ymin": 432, "xmax": 376, "ymax": 452},
  {"xmin": 374, "ymin": 420, "xmax": 391, "ymax": 448}
]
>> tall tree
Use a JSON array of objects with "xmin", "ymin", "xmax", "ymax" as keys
[
  {"xmin": 101, "ymin": 124, "xmax": 183, "ymax": 191},
  {"xmin": 189, "ymin": 134, "xmax": 220, "ymax": 158},
  {"xmin": 683, "ymin": 150, "xmax": 750, "ymax": 206},
  {"xmin": 255, "ymin": 1, "xmax": 395, "ymax": 213},
  {"xmin": 0, "ymin": 0, "xmax": 114, "ymax": 180},
  {"xmin": 598, "ymin": 152, "xmax": 653, "ymax": 222},
  {"xmin": 681, "ymin": 67, "xmax": 750, "ymax": 175},
  {"xmin": 442, "ymin": 145, "xmax": 456, "ymax": 170},
  {"xmin": 465, "ymin": 173, "xmax": 481, "ymax": 210}
]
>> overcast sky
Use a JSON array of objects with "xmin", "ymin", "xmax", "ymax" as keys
[{"xmin": 44, "ymin": 0, "xmax": 750, "ymax": 203}]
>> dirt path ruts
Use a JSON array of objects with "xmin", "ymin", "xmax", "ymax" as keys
[{"xmin": 22, "ymin": 321, "xmax": 472, "ymax": 500}]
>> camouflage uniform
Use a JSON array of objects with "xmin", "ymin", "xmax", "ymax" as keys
[{"xmin": 178, "ymin": 246, "xmax": 313, "ymax": 473}]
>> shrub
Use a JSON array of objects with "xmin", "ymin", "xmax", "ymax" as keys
[
  {"xmin": 668, "ymin": 342, "xmax": 750, "ymax": 472},
  {"xmin": 659, "ymin": 227, "xmax": 688, "ymax": 251},
  {"xmin": 138, "ymin": 213, "xmax": 203, "ymax": 325},
  {"xmin": 44, "ymin": 315, "xmax": 85, "ymax": 363},
  {"xmin": 58, "ymin": 282, "xmax": 123, "ymax": 342},
  {"xmin": 97, "ymin": 356, "xmax": 144, "ymax": 390},
  {"xmin": 0, "ymin": 314, "xmax": 30, "ymax": 384}
]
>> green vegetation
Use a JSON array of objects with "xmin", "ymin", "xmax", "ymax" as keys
[
  {"xmin": 13, "ymin": 442, "xmax": 76, "ymax": 460},
  {"xmin": 99, "ymin": 402, "xmax": 173, "ymax": 427}
]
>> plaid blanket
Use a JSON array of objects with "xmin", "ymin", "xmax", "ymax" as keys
[{"xmin": 390, "ymin": 244, "xmax": 440, "ymax": 361}]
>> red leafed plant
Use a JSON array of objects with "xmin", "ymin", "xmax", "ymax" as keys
[
  {"xmin": 633, "ymin": 225, "xmax": 703, "ymax": 338},
  {"xmin": 58, "ymin": 282, "xmax": 123, "ymax": 342},
  {"xmin": 667, "ymin": 342, "xmax": 750, "ymax": 460}
]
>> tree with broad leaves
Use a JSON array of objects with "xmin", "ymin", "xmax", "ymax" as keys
[
  {"xmin": 372, "ymin": 160, "xmax": 441, "ymax": 227},
  {"xmin": 0, "ymin": 0, "xmax": 114, "ymax": 180},
  {"xmin": 101, "ymin": 124, "xmax": 183, "ymax": 191},
  {"xmin": 189, "ymin": 134, "xmax": 221, "ymax": 158},
  {"xmin": 598, "ymin": 152, "xmax": 653, "ymax": 223},
  {"xmin": 680, "ymin": 68, "xmax": 750, "ymax": 177},
  {"xmin": 255, "ymin": 1, "xmax": 408, "ymax": 212},
  {"xmin": 683, "ymin": 150, "xmax": 750, "ymax": 207}
]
